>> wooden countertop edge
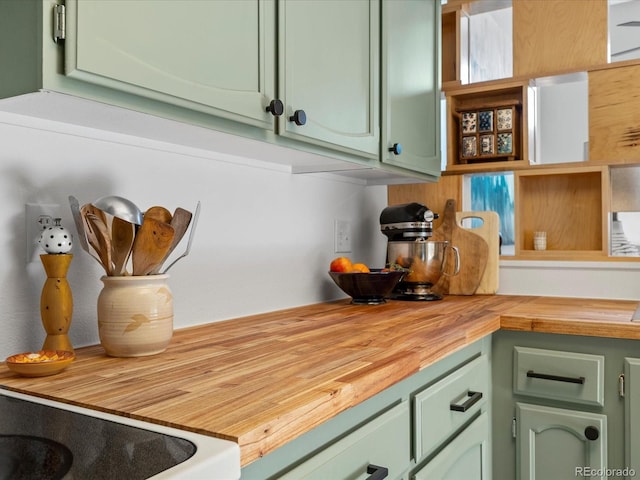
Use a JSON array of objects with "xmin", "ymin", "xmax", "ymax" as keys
[{"xmin": 500, "ymin": 315, "xmax": 640, "ymax": 339}]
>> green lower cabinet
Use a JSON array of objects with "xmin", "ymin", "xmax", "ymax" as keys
[
  {"xmin": 414, "ymin": 355, "xmax": 489, "ymax": 459},
  {"xmin": 413, "ymin": 412, "xmax": 490, "ymax": 480},
  {"xmin": 492, "ymin": 331, "xmax": 640, "ymax": 480},
  {"xmin": 277, "ymin": 401, "xmax": 409, "ymax": 480},
  {"xmin": 625, "ymin": 358, "xmax": 640, "ymax": 477},
  {"xmin": 516, "ymin": 403, "xmax": 607, "ymax": 480}
]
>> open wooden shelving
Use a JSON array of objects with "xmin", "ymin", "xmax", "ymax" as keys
[
  {"xmin": 445, "ymin": 80, "xmax": 529, "ymax": 173},
  {"xmin": 423, "ymin": 0, "xmax": 640, "ymax": 262},
  {"xmin": 514, "ymin": 166, "xmax": 610, "ymax": 259}
]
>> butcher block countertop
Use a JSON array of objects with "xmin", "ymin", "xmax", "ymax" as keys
[{"xmin": 1, "ymin": 295, "xmax": 639, "ymax": 466}]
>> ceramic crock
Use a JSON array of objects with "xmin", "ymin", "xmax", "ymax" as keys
[{"xmin": 97, "ymin": 274, "xmax": 173, "ymax": 357}]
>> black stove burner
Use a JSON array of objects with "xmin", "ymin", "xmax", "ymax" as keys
[{"xmin": 0, "ymin": 435, "xmax": 72, "ymax": 480}]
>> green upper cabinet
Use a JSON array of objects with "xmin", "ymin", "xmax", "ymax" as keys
[
  {"xmin": 381, "ymin": 0, "xmax": 441, "ymax": 177},
  {"xmin": 0, "ymin": 0, "xmax": 442, "ymax": 182},
  {"xmin": 64, "ymin": 0, "xmax": 276, "ymax": 129},
  {"xmin": 277, "ymin": 0, "xmax": 380, "ymax": 158}
]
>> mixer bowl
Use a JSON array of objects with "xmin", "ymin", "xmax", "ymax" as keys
[
  {"xmin": 328, "ymin": 269, "xmax": 406, "ymax": 305},
  {"xmin": 388, "ymin": 240, "xmax": 457, "ymax": 287}
]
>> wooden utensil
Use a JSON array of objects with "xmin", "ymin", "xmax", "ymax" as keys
[
  {"xmin": 150, "ymin": 207, "xmax": 192, "ymax": 274},
  {"xmin": 431, "ymin": 199, "xmax": 489, "ymax": 295},
  {"xmin": 111, "ymin": 216, "xmax": 136, "ymax": 275},
  {"xmin": 456, "ymin": 211, "xmax": 500, "ymax": 295},
  {"xmin": 132, "ymin": 217, "xmax": 175, "ymax": 276},
  {"xmin": 79, "ymin": 203, "xmax": 110, "ymax": 273},
  {"xmin": 83, "ymin": 212, "xmax": 113, "ymax": 276},
  {"xmin": 145, "ymin": 206, "xmax": 173, "ymax": 224}
]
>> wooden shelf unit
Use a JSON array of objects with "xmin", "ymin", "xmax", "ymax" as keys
[
  {"xmin": 514, "ymin": 166, "xmax": 610, "ymax": 259},
  {"xmin": 445, "ymin": 81, "xmax": 530, "ymax": 173},
  {"xmin": 406, "ymin": 0, "xmax": 640, "ymax": 263}
]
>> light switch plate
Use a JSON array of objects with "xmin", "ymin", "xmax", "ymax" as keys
[{"xmin": 334, "ymin": 219, "xmax": 352, "ymax": 253}]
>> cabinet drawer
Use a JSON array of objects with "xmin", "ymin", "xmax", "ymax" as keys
[
  {"xmin": 414, "ymin": 412, "xmax": 490, "ymax": 480},
  {"xmin": 513, "ymin": 346, "xmax": 604, "ymax": 406},
  {"xmin": 278, "ymin": 401, "xmax": 409, "ymax": 480},
  {"xmin": 414, "ymin": 355, "xmax": 489, "ymax": 460}
]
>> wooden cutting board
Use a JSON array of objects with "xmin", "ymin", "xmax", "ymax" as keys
[
  {"xmin": 456, "ymin": 211, "xmax": 500, "ymax": 295},
  {"xmin": 432, "ymin": 199, "xmax": 489, "ymax": 295}
]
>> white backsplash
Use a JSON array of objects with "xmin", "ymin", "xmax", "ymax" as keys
[{"xmin": 0, "ymin": 111, "xmax": 389, "ymax": 358}]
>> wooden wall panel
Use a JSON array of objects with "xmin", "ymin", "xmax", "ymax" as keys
[
  {"xmin": 388, "ymin": 176, "xmax": 462, "ymax": 230},
  {"xmin": 589, "ymin": 63, "xmax": 640, "ymax": 163},
  {"xmin": 512, "ymin": 0, "xmax": 608, "ymax": 77}
]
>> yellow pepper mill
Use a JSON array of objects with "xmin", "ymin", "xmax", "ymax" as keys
[{"xmin": 39, "ymin": 219, "xmax": 74, "ymax": 352}]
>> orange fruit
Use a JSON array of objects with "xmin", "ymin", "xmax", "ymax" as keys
[
  {"xmin": 330, "ymin": 256, "xmax": 353, "ymax": 272},
  {"xmin": 351, "ymin": 263, "xmax": 370, "ymax": 273}
]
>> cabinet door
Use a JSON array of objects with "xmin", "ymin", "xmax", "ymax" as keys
[
  {"xmin": 516, "ymin": 403, "xmax": 607, "ymax": 480},
  {"xmin": 381, "ymin": 0, "xmax": 441, "ymax": 176},
  {"xmin": 414, "ymin": 412, "xmax": 490, "ymax": 480},
  {"xmin": 624, "ymin": 358, "xmax": 640, "ymax": 476},
  {"xmin": 278, "ymin": 401, "xmax": 409, "ymax": 480},
  {"xmin": 278, "ymin": 0, "xmax": 379, "ymax": 157},
  {"xmin": 63, "ymin": 0, "xmax": 276, "ymax": 129}
]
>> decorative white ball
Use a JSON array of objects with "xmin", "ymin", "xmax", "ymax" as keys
[{"xmin": 39, "ymin": 224, "xmax": 73, "ymax": 254}]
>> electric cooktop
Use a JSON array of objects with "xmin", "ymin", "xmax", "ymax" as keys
[{"xmin": 0, "ymin": 387, "xmax": 240, "ymax": 479}]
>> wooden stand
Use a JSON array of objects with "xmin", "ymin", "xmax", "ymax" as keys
[{"xmin": 40, "ymin": 254, "xmax": 74, "ymax": 352}]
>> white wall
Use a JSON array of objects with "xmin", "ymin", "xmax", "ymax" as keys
[{"xmin": 0, "ymin": 111, "xmax": 389, "ymax": 358}]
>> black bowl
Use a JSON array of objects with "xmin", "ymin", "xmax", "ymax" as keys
[{"xmin": 328, "ymin": 269, "xmax": 406, "ymax": 304}]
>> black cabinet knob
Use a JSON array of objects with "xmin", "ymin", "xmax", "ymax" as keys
[
  {"xmin": 388, "ymin": 143, "xmax": 402, "ymax": 155},
  {"xmin": 584, "ymin": 426, "xmax": 599, "ymax": 441},
  {"xmin": 289, "ymin": 109, "xmax": 307, "ymax": 126},
  {"xmin": 265, "ymin": 99, "xmax": 284, "ymax": 116}
]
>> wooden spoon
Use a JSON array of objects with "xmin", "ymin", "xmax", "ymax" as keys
[
  {"xmin": 132, "ymin": 217, "xmax": 175, "ymax": 276},
  {"xmin": 150, "ymin": 207, "xmax": 192, "ymax": 274},
  {"xmin": 111, "ymin": 216, "xmax": 135, "ymax": 275},
  {"xmin": 145, "ymin": 206, "xmax": 172, "ymax": 224},
  {"xmin": 84, "ymin": 212, "xmax": 113, "ymax": 276}
]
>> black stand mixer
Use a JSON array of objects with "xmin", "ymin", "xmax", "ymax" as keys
[{"xmin": 380, "ymin": 203, "xmax": 455, "ymax": 301}]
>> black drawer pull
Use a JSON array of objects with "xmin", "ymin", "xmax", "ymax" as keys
[
  {"xmin": 450, "ymin": 391, "xmax": 483, "ymax": 412},
  {"xmin": 526, "ymin": 370, "xmax": 585, "ymax": 384},
  {"xmin": 366, "ymin": 464, "xmax": 389, "ymax": 480}
]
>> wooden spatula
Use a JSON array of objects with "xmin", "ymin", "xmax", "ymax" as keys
[
  {"xmin": 132, "ymin": 217, "xmax": 175, "ymax": 276},
  {"xmin": 150, "ymin": 207, "xmax": 192, "ymax": 274},
  {"xmin": 84, "ymin": 212, "xmax": 113, "ymax": 276},
  {"xmin": 111, "ymin": 216, "xmax": 135, "ymax": 275}
]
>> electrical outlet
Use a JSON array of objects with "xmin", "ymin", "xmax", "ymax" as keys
[
  {"xmin": 26, "ymin": 203, "xmax": 61, "ymax": 263},
  {"xmin": 334, "ymin": 219, "xmax": 352, "ymax": 253}
]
